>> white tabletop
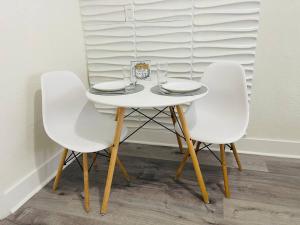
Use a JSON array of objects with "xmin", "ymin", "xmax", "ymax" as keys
[{"xmin": 86, "ymin": 79, "xmax": 208, "ymax": 108}]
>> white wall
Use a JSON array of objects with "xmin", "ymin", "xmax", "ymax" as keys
[
  {"xmin": 0, "ymin": 0, "xmax": 86, "ymax": 218},
  {"xmin": 247, "ymin": 0, "xmax": 300, "ymax": 142}
]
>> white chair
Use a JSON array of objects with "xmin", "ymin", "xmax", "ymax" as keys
[
  {"xmin": 175, "ymin": 62, "xmax": 249, "ymax": 198},
  {"xmin": 41, "ymin": 71, "xmax": 129, "ymax": 212}
]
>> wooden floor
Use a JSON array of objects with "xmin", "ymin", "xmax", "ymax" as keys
[{"xmin": 2, "ymin": 143, "xmax": 300, "ymax": 225}]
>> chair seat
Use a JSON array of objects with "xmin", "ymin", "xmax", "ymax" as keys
[
  {"xmin": 46, "ymin": 102, "xmax": 127, "ymax": 153},
  {"xmin": 175, "ymin": 111, "xmax": 246, "ymax": 144}
]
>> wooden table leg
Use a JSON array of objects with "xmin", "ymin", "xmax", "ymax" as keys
[
  {"xmin": 82, "ymin": 153, "xmax": 90, "ymax": 212},
  {"xmin": 101, "ymin": 107, "xmax": 125, "ymax": 214},
  {"xmin": 115, "ymin": 107, "xmax": 120, "ymax": 121},
  {"xmin": 114, "ymin": 107, "xmax": 130, "ymax": 182},
  {"xmin": 53, "ymin": 148, "xmax": 68, "ymax": 192},
  {"xmin": 169, "ymin": 106, "xmax": 184, "ymax": 154},
  {"xmin": 175, "ymin": 105, "xmax": 209, "ymax": 203}
]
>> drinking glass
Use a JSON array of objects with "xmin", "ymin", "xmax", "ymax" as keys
[
  {"xmin": 156, "ymin": 63, "xmax": 168, "ymax": 87},
  {"xmin": 122, "ymin": 65, "xmax": 136, "ymax": 91}
]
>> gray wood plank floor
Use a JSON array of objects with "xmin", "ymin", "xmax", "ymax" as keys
[{"xmin": 2, "ymin": 143, "xmax": 300, "ymax": 225}]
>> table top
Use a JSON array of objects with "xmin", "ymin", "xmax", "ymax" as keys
[{"xmin": 86, "ymin": 79, "xmax": 208, "ymax": 108}]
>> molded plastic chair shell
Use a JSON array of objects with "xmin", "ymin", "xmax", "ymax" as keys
[
  {"xmin": 41, "ymin": 71, "xmax": 127, "ymax": 153},
  {"xmin": 177, "ymin": 62, "xmax": 249, "ymax": 144}
]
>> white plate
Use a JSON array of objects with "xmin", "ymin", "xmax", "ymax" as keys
[
  {"xmin": 92, "ymin": 81, "xmax": 127, "ymax": 92},
  {"xmin": 162, "ymin": 80, "xmax": 202, "ymax": 93}
]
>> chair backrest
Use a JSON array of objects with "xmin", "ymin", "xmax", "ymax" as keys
[
  {"xmin": 41, "ymin": 71, "xmax": 87, "ymax": 140},
  {"xmin": 187, "ymin": 61, "xmax": 249, "ymax": 129}
]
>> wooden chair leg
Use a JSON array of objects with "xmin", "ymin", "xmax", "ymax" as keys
[
  {"xmin": 220, "ymin": 144, "xmax": 230, "ymax": 198},
  {"xmin": 176, "ymin": 141, "xmax": 203, "ymax": 179},
  {"xmin": 176, "ymin": 149, "xmax": 190, "ymax": 179},
  {"xmin": 230, "ymin": 143, "xmax": 242, "ymax": 171},
  {"xmin": 52, "ymin": 148, "xmax": 68, "ymax": 192},
  {"xmin": 176, "ymin": 105, "xmax": 209, "ymax": 203},
  {"xmin": 82, "ymin": 153, "xmax": 90, "ymax": 212},
  {"xmin": 92, "ymin": 152, "xmax": 97, "ymax": 169},
  {"xmin": 101, "ymin": 107, "xmax": 125, "ymax": 214},
  {"xmin": 106, "ymin": 147, "xmax": 130, "ymax": 183},
  {"xmin": 116, "ymin": 156, "xmax": 130, "ymax": 182},
  {"xmin": 169, "ymin": 106, "xmax": 184, "ymax": 154}
]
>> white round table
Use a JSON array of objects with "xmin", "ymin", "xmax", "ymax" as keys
[{"xmin": 86, "ymin": 79, "xmax": 210, "ymax": 214}]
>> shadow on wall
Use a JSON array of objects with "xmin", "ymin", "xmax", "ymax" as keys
[{"xmin": 33, "ymin": 86, "xmax": 60, "ymax": 187}]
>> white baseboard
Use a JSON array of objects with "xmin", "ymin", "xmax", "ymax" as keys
[
  {"xmin": 0, "ymin": 149, "xmax": 77, "ymax": 220},
  {"xmin": 126, "ymin": 128, "xmax": 300, "ymax": 159}
]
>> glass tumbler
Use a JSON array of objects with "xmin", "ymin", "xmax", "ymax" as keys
[
  {"xmin": 156, "ymin": 63, "xmax": 168, "ymax": 87},
  {"xmin": 122, "ymin": 65, "xmax": 136, "ymax": 91}
]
